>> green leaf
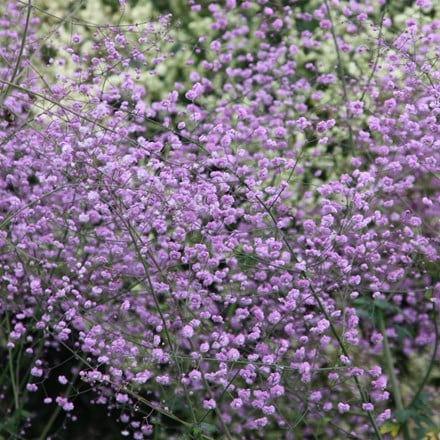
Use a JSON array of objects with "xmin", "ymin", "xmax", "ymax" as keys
[
  {"xmin": 373, "ymin": 298, "xmax": 401, "ymax": 313},
  {"xmin": 395, "ymin": 408, "xmax": 417, "ymax": 423},
  {"xmin": 190, "ymin": 425, "xmax": 203, "ymax": 440},
  {"xmin": 380, "ymin": 421, "xmax": 400, "ymax": 437},
  {"xmin": 200, "ymin": 422, "xmax": 217, "ymax": 433},
  {"xmin": 395, "ymin": 324, "xmax": 414, "ymax": 341}
]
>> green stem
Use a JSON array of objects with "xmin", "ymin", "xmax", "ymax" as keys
[
  {"xmin": 38, "ymin": 403, "xmax": 62, "ymax": 440},
  {"xmin": 409, "ymin": 300, "xmax": 438, "ymax": 409},
  {"xmin": 198, "ymin": 370, "xmax": 233, "ymax": 440},
  {"xmin": 378, "ymin": 310, "xmax": 410, "ymax": 440},
  {"xmin": 5, "ymin": 315, "xmax": 20, "ymax": 412}
]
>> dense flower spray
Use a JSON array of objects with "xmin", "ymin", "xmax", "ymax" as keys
[{"xmin": 0, "ymin": 0, "xmax": 439, "ymax": 438}]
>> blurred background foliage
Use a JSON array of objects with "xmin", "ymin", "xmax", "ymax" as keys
[{"xmin": 27, "ymin": 0, "xmax": 439, "ymax": 187}]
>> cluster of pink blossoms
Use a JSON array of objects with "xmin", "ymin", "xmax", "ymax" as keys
[{"xmin": 0, "ymin": 0, "xmax": 439, "ymax": 438}]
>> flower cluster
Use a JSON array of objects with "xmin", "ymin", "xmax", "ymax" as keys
[{"xmin": 0, "ymin": 0, "xmax": 439, "ymax": 439}]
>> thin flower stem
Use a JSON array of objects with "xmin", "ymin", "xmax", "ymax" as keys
[
  {"xmin": 250, "ymin": 192, "xmax": 383, "ymax": 439},
  {"xmin": 0, "ymin": 0, "xmax": 32, "ymax": 107},
  {"xmin": 0, "ymin": 78, "xmax": 205, "ymax": 155},
  {"xmin": 113, "ymin": 197, "xmax": 201, "ymax": 427},
  {"xmin": 308, "ymin": 283, "xmax": 383, "ymax": 440},
  {"xmin": 51, "ymin": 336, "xmax": 212, "ymax": 438},
  {"xmin": 323, "ymin": 0, "xmax": 354, "ymax": 154},
  {"xmin": 37, "ymin": 361, "xmax": 82, "ymax": 440},
  {"xmin": 359, "ymin": 5, "xmax": 388, "ymax": 103}
]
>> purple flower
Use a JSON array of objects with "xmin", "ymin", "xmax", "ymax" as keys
[{"xmin": 338, "ymin": 402, "xmax": 350, "ymax": 413}]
